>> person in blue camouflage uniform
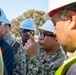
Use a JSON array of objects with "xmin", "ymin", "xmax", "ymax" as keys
[
  {"xmin": 0, "ymin": 8, "xmax": 26, "ymax": 75},
  {"xmin": 0, "ymin": 8, "xmax": 14, "ymax": 75},
  {"xmin": 3, "ymin": 34, "xmax": 26, "ymax": 75},
  {"xmin": 19, "ymin": 19, "xmax": 44, "ymax": 54},
  {"xmin": 0, "ymin": 38, "xmax": 14, "ymax": 75},
  {"xmin": 19, "ymin": 19, "xmax": 35, "ymax": 74},
  {"xmin": 3, "ymin": 23, "xmax": 26, "ymax": 75},
  {"xmin": 24, "ymin": 20, "xmax": 67, "ymax": 75},
  {"xmin": 20, "ymin": 19, "xmax": 35, "ymax": 46}
]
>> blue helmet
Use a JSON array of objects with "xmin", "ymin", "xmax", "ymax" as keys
[
  {"xmin": 0, "ymin": 8, "xmax": 6, "ymax": 20},
  {"xmin": 3, "ymin": 19, "xmax": 11, "ymax": 25},
  {"xmin": 20, "ymin": 19, "xmax": 35, "ymax": 30},
  {"xmin": 0, "ymin": 8, "xmax": 10, "ymax": 25},
  {"xmin": 0, "ymin": 18, "xmax": 11, "ymax": 25}
]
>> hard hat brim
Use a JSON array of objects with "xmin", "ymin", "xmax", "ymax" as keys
[
  {"xmin": 38, "ymin": 20, "xmax": 55, "ymax": 32},
  {"xmin": 43, "ymin": 0, "xmax": 76, "ymax": 20}
]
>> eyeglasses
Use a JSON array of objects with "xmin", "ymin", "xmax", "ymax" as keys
[{"xmin": 38, "ymin": 31, "xmax": 56, "ymax": 39}]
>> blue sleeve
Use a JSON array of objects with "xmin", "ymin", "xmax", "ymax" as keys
[{"xmin": 0, "ymin": 38, "xmax": 14, "ymax": 75}]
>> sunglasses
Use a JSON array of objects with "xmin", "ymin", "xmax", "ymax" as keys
[{"xmin": 38, "ymin": 31, "xmax": 56, "ymax": 39}]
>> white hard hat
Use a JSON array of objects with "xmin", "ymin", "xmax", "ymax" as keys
[
  {"xmin": 38, "ymin": 20, "xmax": 55, "ymax": 32},
  {"xmin": 44, "ymin": 0, "xmax": 76, "ymax": 20}
]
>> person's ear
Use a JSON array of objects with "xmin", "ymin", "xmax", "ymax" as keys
[{"xmin": 68, "ymin": 11, "xmax": 76, "ymax": 29}]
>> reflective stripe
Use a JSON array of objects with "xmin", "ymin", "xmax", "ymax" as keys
[
  {"xmin": 0, "ymin": 48, "xmax": 4, "ymax": 75},
  {"xmin": 55, "ymin": 54, "xmax": 76, "ymax": 75}
]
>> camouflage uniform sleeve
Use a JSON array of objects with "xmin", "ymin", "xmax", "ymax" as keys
[
  {"xmin": 3, "ymin": 34, "xmax": 27, "ymax": 75},
  {"xmin": 27, "ymin": 55, "xmax": 47, "ymax": 75},
  {"xmin": 13, "ymin": 43, "xmax": 26, "ymax": 75},
  {"xmin": 26, "ymin": 55, "xmax": 30, "ymax": 74},
  {"xmin": 27, "ymin": 50, "xmax": 66, "ymax": 75}
]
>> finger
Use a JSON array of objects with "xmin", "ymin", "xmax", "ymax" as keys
[
  {"xmin": 24, "ymin": 44, "xmax": 28, "ymax": 50},
  {"xmin": 24, "ymin": 46, "xmax": 28, "ymax": 52},
  {"xmin": 25, "ymin": 42, "xmax": 29, "ymax": 47},
  {"xmin": 27, "ymin": 32, "xmax": 35, "ymax": 42},
  {"xmin": 27, "ymin": 39, "xmax": 31, "ymax": 44}
]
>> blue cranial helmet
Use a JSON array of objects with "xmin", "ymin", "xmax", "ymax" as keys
[
  {"xmin": 0, "ymin": 8, "xmax": 6, "ymax": 20},
  {"xmin": 0, "ymin": 8, "xmax": 10, "ymax": 25},
  {"xmin": 3, "ymin": 19, "xmax": 11, "ymax": 25},
  {"xmin": 20, "ymin": 19, "xmax": 35, "ymax": 30},
  {"xmin": 0, "ymin": 18, "xmax": 11, "ymax": 25}
]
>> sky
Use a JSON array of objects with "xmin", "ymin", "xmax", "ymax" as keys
[{"xmin": 0, "ymin": 0, "xmax": 48, "ymax": 21}]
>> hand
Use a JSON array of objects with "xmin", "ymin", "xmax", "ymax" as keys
[{"xmin": 24, "ymin": 32, "xmax": 38, "ymax": 59}]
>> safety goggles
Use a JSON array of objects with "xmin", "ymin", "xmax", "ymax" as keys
[{"xmin": 38, "ymin": 30, "xmax": 56, "ymax": 39}]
